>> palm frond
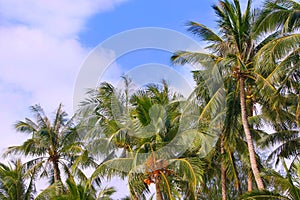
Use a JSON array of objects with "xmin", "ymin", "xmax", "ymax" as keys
[{"xmin": 186, "ymin": 21, "xmax": 223, "ymax": 43}]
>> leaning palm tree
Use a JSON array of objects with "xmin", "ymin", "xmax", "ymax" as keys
[
  {"xmin": 171, "ymin": 0, "xmax": 268, "ymax": 191},
  {"xmin": 0, "ymin": 159, "xmax": 35, "ymax": 200},
  {"xmin": 4, "ymin": 104, "xmax": 95, "ymax": 189}
]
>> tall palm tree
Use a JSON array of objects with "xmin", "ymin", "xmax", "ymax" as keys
[
  {"xmin": 192, "ymin": 66, "xmax": 261, "ymax": 199},
  {"xmin": 4, "ymin": 104, "xmax": 95, "ymax": 188},
  {"xmin": 252, "ymin": 0, "xmax": 300, "ymax": 167},
  {"xmin": 172, "ymin": 0, "xmax": 267, "ymax": 190},
  {"xmin": 0, "ymin": 159, "xmax": 35, "ymax": 200}
]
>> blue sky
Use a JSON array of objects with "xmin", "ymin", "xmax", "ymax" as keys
[
  {"xmin": 79, "ymin": 0, "xmax": 215, "ymax": 46},
  {"xmin": 0, "ymin": 0, "xmax": 264, "ymax": 198}
]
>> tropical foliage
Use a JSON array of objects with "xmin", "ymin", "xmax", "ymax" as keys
[
  {"xmin": 0, "ymin": 159, "xmax": 35, "ymax": 200},
  {"xmin": 1, "ymin": 0, "xmax": 299, "ymax": 199}
]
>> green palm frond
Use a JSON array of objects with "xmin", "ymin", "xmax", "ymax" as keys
[
  {"xmin": 253, "ymin": 0, "xmax": 300, "ymax": 35},
  {"xmin": 14, "ymin": 118, "xmax": 38, "ymax": 133},
  {"xmin": 0, "ymin": 159, "xmax": 36, "ymax": 200},
  {"xmin": 186, "ymin": 21, "xmax": 223, "ymax": 44},
  {"xmin": 96, "ymin": 186, "xmax": 116, "ymax": 200},
  {"xmin": 256, "ymin": 34, "xmax": 300, "ymax": 77},
  {"xmin": 4, "ymin": 138, "xmax": 47, "ymax": 157},
  {"xmin": 5, "ymin": 103, "xmax": 93, "ymax": 190},
  {"xmin": 91, "ymin": 158, "xmax": 134, "ymax": 181},
  {"xmin": 52, "ymin": 103, "xmax": 67, "ymax": 134},
  {"xmin": 34, "ymin": 181, "xmax": 64, "ymax": 200},
  {"xmin": 30, "ymin": 104, "xmax": 51, "ymax": 128},
  {"xmin": 171, "ymin": 51, "xmax": 218, "ymax": 67}
]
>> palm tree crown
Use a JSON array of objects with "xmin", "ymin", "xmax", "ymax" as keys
[{"xmin": 5, "ymin": 104, "xmax": 95, "ymax": 188}]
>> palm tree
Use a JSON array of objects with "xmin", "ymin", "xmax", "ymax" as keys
[
  {"xmin": 251, "ymin": 0, "xmax": 300, "ymax": 167},
  {"xmin": 4, "ymin": 104, "xmax": 95, "ymax": 189},
  {"xmin": 129, "ymin": 82, "xmax": 205, "ymax": 199},
  {"xmin": 253, "ymin": 0, "xmax": 300, "ymax": 127},
  {"xmin": 241, "ymin": 160, "xmax": 300, "ymax": 200},
  {"xmin": 192, "ymin": 66, "xmax": 261, "ymax": 198},
  {"xmin": 0, "ymin": 159, "xmax": 35, "ymax": 200},
  {"xmin": 35, "ymin": 176, "xmax": 116, "ymax": 200},
  {"xmin": 80, "ymin": 80, "xmax": 205, "ymax": 199},
  {"xmin": 253, "ymin": 0, "xmax": 300, "ymax": 34},
  {"xmin": 171, "ymin": 0, "xmax": 267, "ymax": 191}
]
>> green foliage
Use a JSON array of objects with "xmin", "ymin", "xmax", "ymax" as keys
[
  {"xmin": 2, "ymin": 1, "xmax": 300, "ymax": 199},
  {"xmin": 0, "ymin": 159, "xmax": 35, "ymax": 200}
]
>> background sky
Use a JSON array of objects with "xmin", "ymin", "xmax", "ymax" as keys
[{"xmin": 0, "ymin": 0, "xmax": 263, "ymax": 198}]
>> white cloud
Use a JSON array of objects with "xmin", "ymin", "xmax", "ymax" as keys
[
  {"xmin": 0, "ymin": 0, "xmax": 128, "ymax": 37},
  {"xmin": 0, "ymin": 0, "xmax": 128, "ymax": 151},
  {"xmin": 0, "ymin": 82, "xmax": 31, "ymax": 153},
  {"xmin": 0, "ymin": 25, "xmax": 88, "ymax": 112}
]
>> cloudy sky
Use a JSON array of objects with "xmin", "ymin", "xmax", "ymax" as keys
[{"xmin": 0, "ymin": 0, "xmax": 263, "ymax": 197}]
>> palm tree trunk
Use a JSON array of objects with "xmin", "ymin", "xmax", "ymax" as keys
[
  {"xmin": 52, "ymin": 159, "xmax": 62, "ymax": 195},
  {"xmin": 53, "ymin": 159, "xmax": 61, "ymax": 183},
  {"xmin": 155, "ymin": 178, "xmax": 163, "ymax": 200},
  {"xmin": 239, "ymin": 78, "xmax": 264, "ymax": 190},
  {"xmin": 248, "ymin": 170, "xmax": 253, "ymax": 192},
  {"xmin": 248, "ymin": 97, "xmax": 254, "ymax": 192},
  {"xmin": 221, "ymin": 134, "xmax": 227, "ymax": 200}
]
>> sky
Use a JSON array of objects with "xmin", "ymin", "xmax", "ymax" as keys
[{"xmin": 0, "ymin": 0, "xmax": 264, "ymax": 198}]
